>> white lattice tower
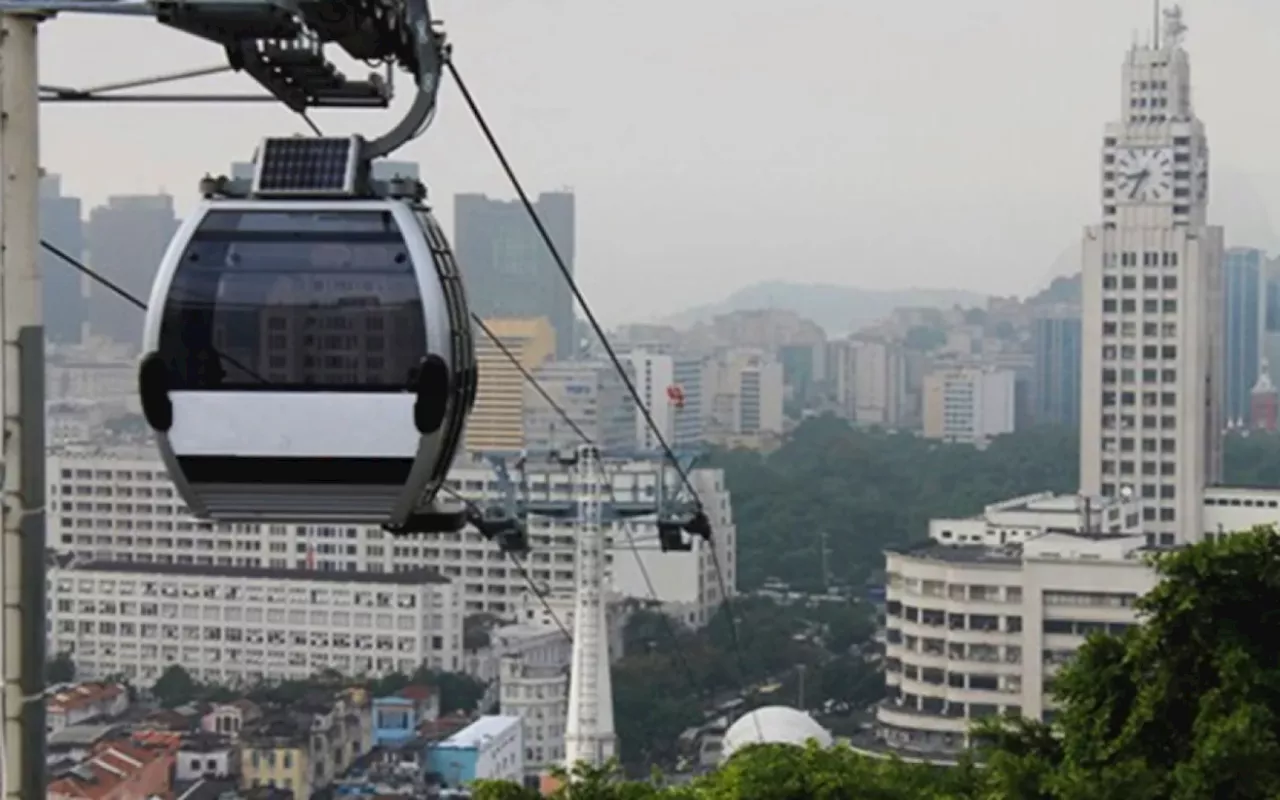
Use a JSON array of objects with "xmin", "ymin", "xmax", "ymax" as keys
[{"xmin": 562, "ymin": 444, "xmax": 617, "ymax": 769}]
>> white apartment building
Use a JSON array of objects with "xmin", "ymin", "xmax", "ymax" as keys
[
  {"xmin": 1079, "ymin": 8, "xmax": 1224, "ymax": 546},
  {"xmin": 849, "ymin": 335, "xmax": 906, "ymax": 428},
  {"xmin": 499, "ymin": 638, "xmax": 571, "ymax": 779},
  {"xmin": 921, "ymin": 366, "xmax": 1016, "ymax": 445},
  {"xmin": 1201, "ymin": 486, "xmax": 1280, "ymax": 539},
  {"xmin": 46, "ymin": 557, "xmax": 463, "ymax": 687},
  {"xmin": 703, "ymin": 348, "xmax": 784, "ymax": 445},
  {"xmin": 878, "ymin": 492, "xmax": 1153, "ymax": 759},
  {"xmin": 47, "ymin": 448, "xmax": 736, "ymax": 625},
  {"xmin": 628, "ymin": 351, "xmax": 676, "ymax": 452},
  {"xmin": 524, "ymin": 361, "xmax": 636, "ymax": 455},
  {"xmin": 432, "ymin": 715, "xmax": 525, "ymax": 786},
  {"xmin": 671, "ymin": 355, "xmax": 706, "ymax": 448}
]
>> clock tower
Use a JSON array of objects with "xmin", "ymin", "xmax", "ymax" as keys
[{"xmin": 1079, "ymin": 5, "xmax": 1225, "ymax": 546}]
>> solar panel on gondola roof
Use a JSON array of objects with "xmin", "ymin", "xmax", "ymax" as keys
[{"xmin": 253, "ymin": 136, "xmax": 360, "ymax": 196}]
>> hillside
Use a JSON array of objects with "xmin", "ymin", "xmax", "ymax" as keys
[{"xmin": 655, "ymin": 281, "xmax": 988, "ymax": 335}]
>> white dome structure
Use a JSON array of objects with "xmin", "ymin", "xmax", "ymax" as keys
[{"xmin": 721, "ymin": 705, "xmax": 833, "ymax": 762}]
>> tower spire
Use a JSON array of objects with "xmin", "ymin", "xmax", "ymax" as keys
[{"xmin": 1153, "ymin": 0, "xmax": 1161, "ymax": 49}]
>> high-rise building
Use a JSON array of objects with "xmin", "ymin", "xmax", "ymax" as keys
[
  {"xmin": 524, "ymin": 360, "xmax": 636, "ymax": 455},
  {"xmin": 1030, "ymin": 309, "xmax": 1083, "ymax": 427},
  {"xmin": 40, "ymin": 175, "xmax": 86, "ymax": 344},
  {"xmin": 1079, "ymin": 8, "xmax": 1224, "ymax": 546},
  {"xmin": 702, "ymin": 349, "xmax": 784, "ymax": 447},
  {"xmin": 627, "ymin": 351, "xmax": 675, "ymax": 453},
  {"xmin": 921, "ymin": 366, "xmax": 1016, "ymax": 445},
  {"xmin": 849, "ymin": 335, "xmax": 906, "ymax": 428},
  {"xmin": 454, "ymin": 192, "xmax": 576, "ymax": 359},
  {"xmin": 466, "ymin": 317, "xmax": 556, "ymax": 453},
  {"xmin": 85, "ymin": 194, "xmax": 179, "ymax": 347},
  {"xmin": 671, "ymin": 355, "xmax": 706, "ymax": 449},
  {"xmin": 1223, "ymin": 247, "xmax": 1265, "ymax": 425}
]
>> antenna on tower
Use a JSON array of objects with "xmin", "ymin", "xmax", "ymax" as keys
[
  {"xmin": 1153, "ymin": 0, "xmax": 1161, "ymax": 48},
  {"xmin": 1163, "ymin": 5, "xmax": 1187, "ymax": 49}
]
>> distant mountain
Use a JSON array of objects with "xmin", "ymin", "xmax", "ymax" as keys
[
  {"xmin": 1027, "ymin": 273, "xmax": 1082, "ymax": 306},
  {"xmin": 656, "ymin": 281, "xmax": 988, "ymax": 335}
]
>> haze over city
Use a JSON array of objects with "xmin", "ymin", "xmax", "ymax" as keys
[
  {"xmin": 37, "ymin": 0, "xmax": 1280, "ymax": 324},
  {"xmin": 17, "ymin": 0, "xmax": 1280, "ymax": 797}
]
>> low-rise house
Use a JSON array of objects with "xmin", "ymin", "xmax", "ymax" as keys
[
  {"xmin": 47, "ymin": 735, "xmax": 178, "ymax": 800},
  {"xmin": 46, "ymin": 683, "xmax": 129, "ymax": 735}
]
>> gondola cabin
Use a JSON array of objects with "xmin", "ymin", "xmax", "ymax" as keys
[{"xmin": 138, "ymin": 136, "xmax": 476, "ymax": 527}]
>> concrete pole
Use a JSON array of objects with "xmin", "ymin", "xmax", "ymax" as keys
[{"xmin": 0, "ymin": 13, "xmax": 46, "ymax": 800}]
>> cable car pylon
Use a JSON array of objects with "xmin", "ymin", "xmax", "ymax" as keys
[{"xmin": 475, "ymin": 445, "xmax": 710, "ymax": 770}]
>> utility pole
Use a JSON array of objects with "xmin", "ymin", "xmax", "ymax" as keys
[
  {"xmin": 818, "ymin": 531, "xmax": 830, "ymax": 592},
  {"xmin": 0, "ymin": 12, "xmax": 46, "ymax": 800},
  {"xmin": 562, "ymin": 444, "xmax": 617, "ymax": 768},
  {"xmin": 796, "ymin": 664, "xmax": 807, "ymax": 711}
]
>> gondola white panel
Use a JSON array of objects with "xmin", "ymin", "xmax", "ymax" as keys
[{"xmin": 167, "ymin": 392, "xmax": 418, "ymax": 458}]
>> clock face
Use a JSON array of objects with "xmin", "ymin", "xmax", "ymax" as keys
[{"xmin": 1114, "ymin": 147, "xmax": 1175, "ymax": 203}]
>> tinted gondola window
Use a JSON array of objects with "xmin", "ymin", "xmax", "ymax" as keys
[{"xmin": 159, "ymin": 209, "xmax": 427, "ymax": 391}]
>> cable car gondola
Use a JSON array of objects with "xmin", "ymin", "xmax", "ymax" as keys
[{"xmin": 138, "ymin": 136, "xmax": 477, "ymax": 529}]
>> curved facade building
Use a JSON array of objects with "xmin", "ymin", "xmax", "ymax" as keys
[{"xmin": 878, "ymin": 524, "xmax": 1154, "ymax": 758}]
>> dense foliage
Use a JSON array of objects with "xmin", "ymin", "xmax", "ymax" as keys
[
  {"xmin": 709, "ymin": 418, "xmax": 1080, "ymax": 592},
  {"xmin": 473, "ymin": 528, "xmax": 1280, "ymax": 798},
  {"xmin": 613, "ymin": 596, "xmax": 879, "ymax": 771},
  {"xmin": 712, "ymin": 418, "xmax": 1280, "ymax": 592}
]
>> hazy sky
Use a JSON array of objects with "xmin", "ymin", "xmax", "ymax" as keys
[{"xmin": 36, "ymin": 0, "xmax": 1280, "ymax": 323}]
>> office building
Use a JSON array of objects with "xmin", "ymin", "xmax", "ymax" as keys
[
  {"xmin": 1030, "ymin": 309, "xmax": 1082, "ymax": 427},
  {"xmin": 46, "ymin": 558, "xmax": 463, "ymax": 687},
  {"xmin": 671, "ymin": 355, "xmax": 707, "ymax": 448},
  {"xmin": 84, "ymin": 194, "xmax": 179, "ymax": 347},
  {"xmin": 47, "ymin": 448, "xmax": 736, "ymax": 625},
  {"xmin": 40, "ymin": 175, "xmax": 86, "ymax": 344},
  {"xmin": 467, "ymin": 317, "xmax": 556, "ymax": 453},
  {"xmin": 524, "ymin": 360, "xmax": 636, "ymax": 455},
  {"xmin": 922, "ymin": 366, "xmax": 1016, "ymax": 445},
  {"xmin": 1223, "ymin": 247, "xmax": 1265, "ymax": 425},
  {"xmin": 849, "ymin": 335, "xmax": 907, "ymax": 427},
  {"xmin": 454, "ymin": 192, "xmax": 576, "ymax": 358},
  {"xmin": 702, "ymin": 349, "xmax": 784, "ymax": 447},
  {"xmin": 426, "ymin": 715, "xmax": 524, "ymax": 788},
  {"xmin": 628, "ymin": 351, "xmax": 675, "ymax": 453},
  {"xmin": 1079, "ymin": 9, "xmax": 1224, "ymax": 545}
]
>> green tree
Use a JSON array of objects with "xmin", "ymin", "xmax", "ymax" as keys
[
  {"xmin": 982, "ymin": 527, "xmax": 1280, "ymax": 800},
  {"xmin": 45, "ymin": 652, "xmax": 76, "ymax": 684},
  {"xmin": 709, "ymin": 419, "xmax": 1081, "ymax": 592},
  {"xmin": 152, "ymin": 664, "xmax": 199, "ymax": 708}
]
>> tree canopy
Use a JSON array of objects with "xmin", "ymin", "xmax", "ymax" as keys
[
  {"xmin": 710, "ymin": 419, "xmax": 1280, "ymax": 593},
  {"xmin": 612, "ymin": 596, "xmax": 880, "ymax": 771},
  {"xmin": 472, "ymin": 528, "xmax": 1280, "ymax": 798}
]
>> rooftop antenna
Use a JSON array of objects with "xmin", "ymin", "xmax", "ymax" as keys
[
  {"xmin": 1153, "ymin": 0, "xmax": 1161, "ymax": 49},
  {"xmin": 1163, "ymin": 5, "xmax": 1187, "ymax": 50}
]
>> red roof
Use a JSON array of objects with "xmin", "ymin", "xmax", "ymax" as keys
[
  {"xmin": 397, "ymin": 684, "xmax": 435, "ymax": 702},
  {"xmin": 47, "ymin": 684, "xmax": 125, "ymax": 714},
  {"xmin": 47, "ymin": 738, "xmax": 174, "ymax": 800}
]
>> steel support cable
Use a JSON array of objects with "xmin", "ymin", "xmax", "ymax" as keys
[
  {"xmin": 443, "ymin": 59, "xmax": 696, "ymax": 503},
  {"xmin": 438, "ymin": 484, "xmax": 573, "ymax": 644},
  {"xmin": 445, "ymin": 60, "xmax": 763, "ymax": 740},
  {"xmin": 36, "ymin": 238, "xmax": 577, "ymax": 646},
  {"xmin": 470, "ymin": 314, "xmax": 591, "ymax": 445}
]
